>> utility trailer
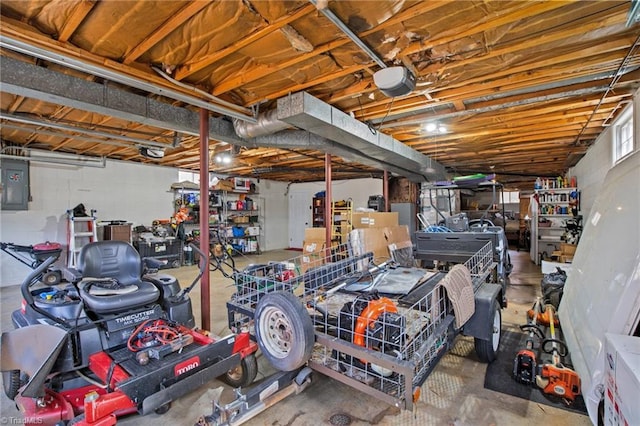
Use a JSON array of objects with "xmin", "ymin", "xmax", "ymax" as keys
[
  {"xmin": 415, "ymin": 228, "xmax": 510, "ymax": 304},
  {"xmin": 418, "ymin": 180, "xmax": 513, "ymax": 287},
  {"xmin": 222, "ymin": 240, "xmax": 504, "ymax": 417}
]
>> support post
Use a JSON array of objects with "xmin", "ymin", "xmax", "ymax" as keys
[
  {"xmin": 199, "ymin": 108, "xmax": 211, "ymax": 331},
  {"xmin": 325, "ymin": 153, "xmax": 332, "ymax": 249},
  {"xmin": 383, "ymin": 170, "xmax": 389, "ymax": 212}
]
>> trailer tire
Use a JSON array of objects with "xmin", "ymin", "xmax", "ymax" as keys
[
  {"xmin": 221, "ymin": 353, "xmax": 258, "ymax": 388},
  {"xmin": 2, "ymin": 370, "xmax": 22, "ymax": 400},
  {"xmin": 474, "ymin": 300, "xmax": 501, "ymax": 363},
  {"xmin": 255, "ymin": 291, "xmax": 314, "ymax": 372}
]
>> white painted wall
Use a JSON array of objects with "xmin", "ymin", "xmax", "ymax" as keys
[
  {"xmin": 254, "ymin": 179, "xmax": 289, "ymax": 251},
  {"xmin": 290, "ymin": 177, "xmax": 383, "ymax": 212},
  {"xmin": 570, "ymin": 88, "xmax": 639, "ymax": 219},
  {"xmin": 285, "ymin": 178, "xmax": 384, "ymax": 248},
  {"xmin": 1, "ymin": 160, "xmax": 177, "ymax": 286},
  {"xmin": 569, "ymin": 126, "xmax": 613, "ymax": 220},
  {"xmin": 0, "ymin": 158, "xmax": 293, "ymax": 286}
]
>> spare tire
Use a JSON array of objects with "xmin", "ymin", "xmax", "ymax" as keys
[{"xmin": 255, "ymin": 291, "xmax": 314, "ymax": 371}]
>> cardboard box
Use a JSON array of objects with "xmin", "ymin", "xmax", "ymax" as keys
[
  {"xmin": 246, "ymin": 226, "xmax": 259, "ymax": 236},
  {"xmin": 352, "ymin": 212, "xmax": 399, "ymax": 229},
  {"xmin": 301, "ymin": 239, "xmax": 326, "ymax": 273},
  {"xmin": 561, "ymin": 242, "xmax": 577, "ymax": 255},
  {"xmin": 349, "ymin": 225, "xmax": 410, "ymax": 262},
  {"xmin": 305, "ymin": 227, "xmax": 327, "ymax": 241},
  {"xmin": 211, "ymin": 179, "xmax": 234, "ymax": 191}
]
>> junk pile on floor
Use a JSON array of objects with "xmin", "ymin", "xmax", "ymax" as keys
[{"xmin": 132, "ymin": 222, "xmax": 183, "ymax": 269}]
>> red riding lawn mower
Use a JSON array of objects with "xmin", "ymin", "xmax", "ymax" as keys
[{"xmin": 1, "ymin": 241, "xmax": 258, "ymax": 426}]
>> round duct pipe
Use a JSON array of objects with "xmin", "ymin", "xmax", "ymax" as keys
[{"xmin": 232, "ymin": 109, "xmax": 292, "ymax": 139}]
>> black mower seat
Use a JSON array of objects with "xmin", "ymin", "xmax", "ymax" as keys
[{"xmin": 76, "ymin": 241, "xmax": 159, "ymax": 314}]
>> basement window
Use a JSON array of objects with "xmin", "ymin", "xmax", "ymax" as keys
[
  {"xmin": 503, "ymin": 191, "xmax": 520, "ymax": 204},
  {"xmin": 178, "ymin": 170, "xmax": 200, "ymax": 185},
  {"xmin": 613, "ymin": 107, "xmax": 634, "ymax": 164}
]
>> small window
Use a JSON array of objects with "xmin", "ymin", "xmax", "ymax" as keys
[
  {"xmin": 178, "ymin": 170, "xmax": 200, "ymax": 185},
  {"xmin": 614, "ymin": 107, "xmax": 634, "ymax": 163},
  {"xmin": 503, "ymin": 191, "xmax": 520, "ymax": 203}
]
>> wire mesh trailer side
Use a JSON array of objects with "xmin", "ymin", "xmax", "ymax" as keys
[{"xmin": 226, "ymin": 242, "xmax": 495, "ymax": 410}]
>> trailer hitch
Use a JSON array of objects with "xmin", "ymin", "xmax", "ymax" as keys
[{"xmin": 197, "ymin": 367, "xmax": 312, "ymax": 426}]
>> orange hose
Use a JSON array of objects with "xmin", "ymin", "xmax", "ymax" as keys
[{"xmin": 353, "ymin": 297, "xmax": 398, "ymax": 348}]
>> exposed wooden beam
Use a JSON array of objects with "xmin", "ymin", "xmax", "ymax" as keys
[
  {"xmin": 400, "ymin": 1, "xmax": 577, "ymax": 57},
  {"xmin": 430, "ymin": 5, "xmax": 629, "ymax": 76},
  {"xmin": 122, "ymin": 1, "xmax": 211, "ymax": 65},
  {"xmin": 211, "ymin": 1, "xmax": 451, "ymax": 96},
  {"xmin": 254, "ymin": 64, "xmax": 366, "ymax": 105},
  {"xmin": 174, "ymin": 3, "xmax": 315, "ymax": 80},
  {"xmin": 57, "ymin": 0, "xmax": 96, "ymax": 43},
  {"xmin": 354, "ymin": 41, "xmax": 633, "ymax": 121}
]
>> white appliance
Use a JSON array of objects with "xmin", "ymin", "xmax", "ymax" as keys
[
  {"xmin": 558, "ymin": 150, "xmax": 640, "ymax": 424},
  {"xmin": 604, "ymin": 333, "xmax": 640, "ymax": 426}
]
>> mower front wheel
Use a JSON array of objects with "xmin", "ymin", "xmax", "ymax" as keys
[
  {"xmin": 43, "ymin": 270, "xmax": 61, "ymax": 286},
  {"xmin": 2, "ymin": 369, "xmax": 24, "ymax": 400},
  {"xmin": 154, "ymin": 402, "xmax": 171, "ymax": 415},
  {"xmin": 255, "ymin": 291, "xmax": 314, "ymax": 372},
  {"xmin": 221, "ymin": 353, "xmax": 258, "ymax": 388}
]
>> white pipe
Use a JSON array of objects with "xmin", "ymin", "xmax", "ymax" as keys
[
  {"xmin": 152, "ymin": 66, "xmax": 248, "ymax": 114},
  {"xmin": 1, "ymin": 113, "xmax": 171, "ymax": 148},
  {"xmin": 0, "ymin": 151, "xmax": 106, "ymax": 168}
]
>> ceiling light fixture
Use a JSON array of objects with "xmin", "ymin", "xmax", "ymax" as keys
[
  {"xmin": 425, "ymin": 123, "xmax": 437, "ymax": 132},
  {"xmin": 214, "ymin": 153, "xmax": 232, "ymax": 165},
  {"xmin": 139, "ymin": 146, "xmax": 165, "ymax": 159},
  {"xmin": 438, "ymin": 126, "xmax": 447, "ymax": 134}
]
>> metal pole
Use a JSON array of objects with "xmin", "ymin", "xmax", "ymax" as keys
[
  {"xmin": 383, "ymin": 170, "xmax": 389, "ymax": 212},
  {"xmin": 325, "ymin": 153, "xmax": 332, "ymax": 250},
  {"xmin": 199, "ymin": 108, "xmax": 211, "ymax": 331}
]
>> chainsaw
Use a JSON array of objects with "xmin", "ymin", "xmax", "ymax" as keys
[{"xmin": 534, "ymin": 304, "xmax": 581, "ymax": 401}]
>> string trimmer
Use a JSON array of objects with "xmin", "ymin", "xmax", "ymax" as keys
[
  {"xmin": 513, "ymin": 298, "xmax": 545, "ymax": 385},
  {"xmin": 535, "ymin": 304, "xmax": 581, "ymax": 401}
]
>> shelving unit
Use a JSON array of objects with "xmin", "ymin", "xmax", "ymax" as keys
[
  {"xmin": 530, "ymin": 186, "xmax": 580, "ymax": 264},
  {"xmin": 224, "ymin": 196, "xmax": 262, "ymax": 254},
  {"xmin": 170, "ymin": 181, "xmax": 263, "ymax": 255},
  {"xmin": 312, "ymin": 196, "xmax": 326, "ymax": 228},
  {"xmin": 331, "ymin": 200, "xmax": 352, "ymax": 243}
]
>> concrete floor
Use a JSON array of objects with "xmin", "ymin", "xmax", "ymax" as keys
[{"xmin": 0, "ymin": 248, "xmax": 591, "ymax": 425}]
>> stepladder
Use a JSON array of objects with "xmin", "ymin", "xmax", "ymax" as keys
[{"xmin": 67, "ymin": 209, "xmax": 98, "ymax": 268}]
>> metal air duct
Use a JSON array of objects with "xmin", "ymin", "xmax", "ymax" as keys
[{"xmin": 275, "ymin": 92, "xmax": 446, "ymax": 181}]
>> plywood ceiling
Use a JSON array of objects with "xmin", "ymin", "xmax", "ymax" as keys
[{"xmin": 1, "ymin": 0, "xmax": 639, "ymax": 188}]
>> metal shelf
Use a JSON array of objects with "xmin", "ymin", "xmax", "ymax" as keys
[{"xmin": 535, "ymin": 187, "xmax": 577, "ymax": 193}]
